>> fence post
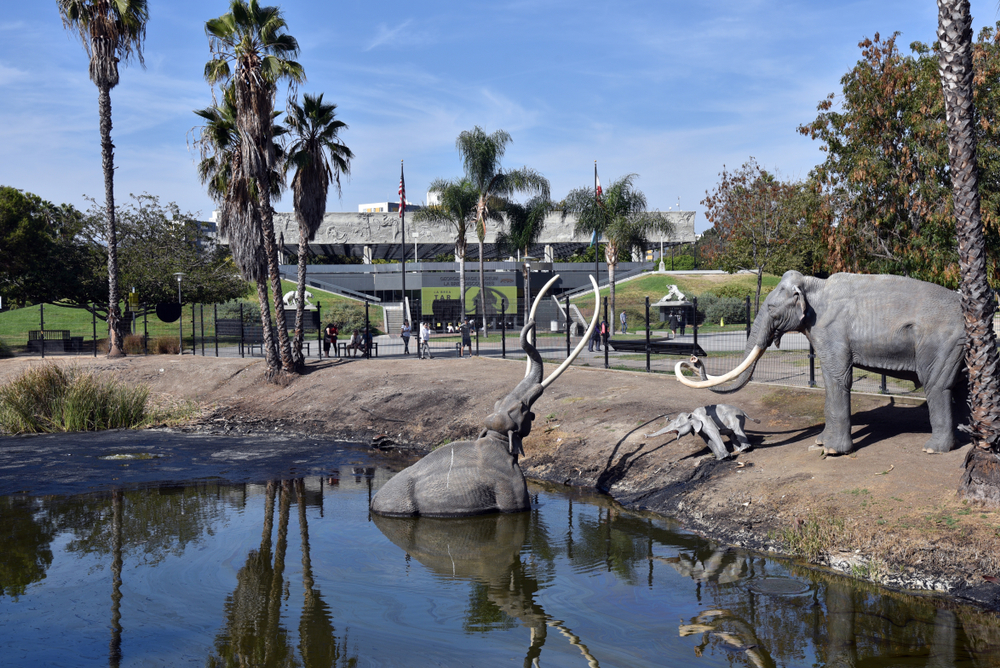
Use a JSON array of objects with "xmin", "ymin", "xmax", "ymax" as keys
[
  {"xmin": 475, "ymin": 311, "xmax": 480, "ymax": 356},
  {"xmin": 565, "ymin": 295, "xmax": 571, "ymax": 359},
  {"xmin": 501, "ymin": 300, "xmax": 506, "ymax": 359},
  {"xmin": 214, "ymin": 304, "xmax": 219, "ymax": 357},
  {"xmin": 603, "ymin": 296, "xmax": 609, "ymax": 369},
  {"xmin": 239, "ymin": 303, "xmax": 245, "ymax": 359},
  {"xmin": 92, "ymin": 305, "xmax": 97, "ymax": 357},
  {"xmin": 745, "ymin": 296, "xmax": 751, "ymax": 340},
  {"xmin": 808, "ymin": 343, "xmax": 817, "ymax": 388},
  {"xmin": 364, "ymin": 300, "xmax": 370, "ymax": 360},
  {"xmin": 317, "ymin": 302, "xmax": 322, "ymax": 359},
  {"xmin": 645, "ymin": 296, "xmax": 650, "ymax": 373},
  {"xmin": 200, "ymin": 304, "xmax": 205, "ymax": 356},
  {"xmin": 692, "ymin": 297, "xmax": 699, "ymax": 356},
  {"xmin": 40, "ymin": 302, "xmax": 45, "ymax": 359},
  {"xmin": 143, "ymin": 308, "xmax": 148, "ymax": 355},
  {"xmin": 191, "ymin": 304, "xmax": 196, "ymax": 356},
  {"xmin": 880, "ymin": 374, "xmax": 887, "ymax": 394}
]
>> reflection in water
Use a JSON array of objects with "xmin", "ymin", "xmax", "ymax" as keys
[
  {"xmin": 3, "ymin": 462, "xmax": 1000, "ymax": 667},
  {"xmin": 373, "ymin": 512, "xmax": 599, "ymax": 667}
]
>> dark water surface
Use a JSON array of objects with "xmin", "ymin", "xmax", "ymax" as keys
[{"xmin": 2, "ymin": 434, "xmax": 999, "ymax": 667}]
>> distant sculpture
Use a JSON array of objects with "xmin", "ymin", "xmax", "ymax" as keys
[
  {"xmin": 644, "ymin": 404, "xmax": 759, "ymax": 461},
  {"xmin": 664, "ymin": 284, "xmax": 686, "ymax": 301},
  {"xmin": 370, "ymin": 274, "xmax": 600, "ymax": 517},
  {"xmin": 674, "ymin": 270, "xmax": 966, "ymax": 455},
  {"xmin": 282, "ymin": 290, "xmax": 314, "ymax": 309}
]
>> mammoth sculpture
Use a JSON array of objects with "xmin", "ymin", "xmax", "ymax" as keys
[
  {"xmin": 644, "ymin": 404, "xmax": 759, "ymax": 460},
  {"xmin": 370, "ymin": 274, "xmax": 600, "ymax": 517},
  {"xmin": 675, "ymin": 270, "xmax": 965, "ymax": 456}
]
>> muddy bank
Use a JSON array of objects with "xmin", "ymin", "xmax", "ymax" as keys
[{"xmin": 2, "ymin": 353, "xmax": 999, "ymax": 610}]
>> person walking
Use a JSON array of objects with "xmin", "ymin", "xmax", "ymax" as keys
[
  {"xmin": 620, "ymin": 310, "xmax": 627, "ymax": 335},
  {"xmin": 600, "ymin": 317, "xmax": 609, "ymax": 350},
  {"xmin": 668, "ymin": 313, "xmax": 679, "ymax": 340},
  {"xmin": 400, "ymin": 320, "xmax": 411, "ymax": 355},
  {"xmin": 459, "ymin": 318, "xmax": 472, "ymax": 358}
]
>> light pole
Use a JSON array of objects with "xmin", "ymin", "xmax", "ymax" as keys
[{"xmin": 174, "ymin": 272, "xmax": 185, "ymax": 355}]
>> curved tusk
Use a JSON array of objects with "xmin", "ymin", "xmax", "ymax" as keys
[
  {"xmin": 674, "ymin": 346, "xmax": 764, "ymax": 389},
  {"xmin": 542, "ymin": 275, "xmax": 600, "ymax": 389},
  {"xmin": 525, "ymin": 274, "xmax": 562, "ymax": 378}
]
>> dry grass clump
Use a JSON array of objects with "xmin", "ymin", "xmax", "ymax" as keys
[
  {"xmin": 0, "ymin": 364, "xmax": 150, "ymax": 434},
  {"xmin": 151, "ymin": 337, "xmax": 180, "ymax": 355}
]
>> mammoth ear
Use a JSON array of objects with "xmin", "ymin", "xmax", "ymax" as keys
[
  {"xmin": 689, "ymin": 414, "xmax": 705, "ymax": 433},
  {"xmin": 791, "ymin": 286, "xmax": 807, "ymax": 327}
]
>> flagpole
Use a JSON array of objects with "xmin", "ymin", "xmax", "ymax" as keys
[
  {"xmin": 399, "ymin": 160, "xmax": 407, "ymax": 324},
  {"xmin": 594, "ymin": 161, "xmax": 600, "ymax": 289}
]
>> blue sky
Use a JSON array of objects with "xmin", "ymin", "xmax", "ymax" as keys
[{"xmin": 1, "ymin": 1, "xmax": 997, "ymax": 232}]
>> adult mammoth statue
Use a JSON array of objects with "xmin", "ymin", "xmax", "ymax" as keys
[
  {"xmin": 370, "ymin": 274, "xmax": 600, "ymax": 517},
  {"xmin": 674, "ymin": 270, "xmax": 965, "ymax": 456}
]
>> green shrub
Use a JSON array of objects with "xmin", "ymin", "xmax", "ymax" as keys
[
  {"xmin": 705, "ymin": 297, "xmax": 749, "ymax": 325},
  {"xmin": 0, "ymin": 364, "xmax": 150, "ymax": 434},
  {"xmin": 712, "ymin": 283, "xmax": 774, "ymax": 300},
  {"xmin": 217, "ymin": 300, "xmax": 260, "ymax": 324},
  {"xmin": 324, "ymin": 302, "xmax": 382, "ymax": 336},
  {"xmin": 0, "ymin": 339, "xmax": 12, "ymax": 358}
]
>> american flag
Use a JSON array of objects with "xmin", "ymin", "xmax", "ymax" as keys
[{"xmin": 398, "ymin": 161, "xmax": 406, "ymax": 218}]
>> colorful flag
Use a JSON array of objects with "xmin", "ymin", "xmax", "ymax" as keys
[{"xmin": 398, "ymin": 160, "xmax": 406, "ymax": 218}]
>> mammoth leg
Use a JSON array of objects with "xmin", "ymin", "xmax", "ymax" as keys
[
  {"xmin": 920, "ymin": 347, "xmax": 963, "ymax": 454},
  {"xmin": 819, "ymin": 361, "xmax": 854, "ymax": 455},
  {"xmin": 697, "ymin": 422, "xmax": 731, "ymax": 460},
  {"xmin": 730, "ymin": 418, "xmax": 753, "ymax": 453}
]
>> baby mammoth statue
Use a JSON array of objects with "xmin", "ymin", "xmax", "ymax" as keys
[{"xmin": 644, "ymin": 404, "xmax": 760, "ymax": 461}]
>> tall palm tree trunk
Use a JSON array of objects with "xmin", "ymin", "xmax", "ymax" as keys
[
  {"xmin": 261, "ymin": 204, "xmax": 295, "ymax": 373},
  {"xmin": 457, "ymin": 241, "xmax": 467, "ymax": 319},
  {"xmin": 255, "ymin": 277, "xmax": 280, "ymax": 373},
  {"xmin": 939, "ymin": 0, "xmax": 1000, "ymax": 504},
  {"xmin": 479, "ymin": 237, "xmax": 488, "ymax": 337},
  {"xmin": 293, "ymin": 229, "xmax": 308, "ymax": 369},
  {"xmin": 100, "ymin": 84, "xmax": 125, "ymax": 357}
]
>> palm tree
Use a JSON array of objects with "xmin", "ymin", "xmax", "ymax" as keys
[
  {"xmin": 414, "ymin": 179, "xmax": 478, "ymax": 318},
  {"xmin": 205, "ymin": 0, "xmax": 303, "ymax": 377},
  {"xmin": 496, "ymin": 196, "xmax": 551, "ymax": 324},
  {"xmin": 284, "ymin": 93, "xmax": 353, "ymax": 369},
  {"xmin": 938, "ymin": 0, "xmax": 1000, "ymax": 504},
  {"xmin": 456, "ymin": 127, "xmax": 550, "ymax": 335},
  {"xmin": 564, "ymin": 174, "xmax": 672, "ymax": 331},
  {"xmin": 58, "ymin": 0, "xmax": 148, "ymax": 358},
  {"xmin": 194, "ymin": 86, "xmax": 287, "ymax": 371}
]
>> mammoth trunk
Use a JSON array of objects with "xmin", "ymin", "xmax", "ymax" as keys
[{"xmin": 709, "ymin": 304, "xmax": 775, "ymax": 395}]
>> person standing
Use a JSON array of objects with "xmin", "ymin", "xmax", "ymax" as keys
[
  {"xmin": 620, "ymin": 310, "xmax": 627, "ymax": 335},
  {"xmin": 600, "ymin": 317, "xmax": 609, "ymax": 350},
  {"xmin": 589, "ymin": 317, "xmax": 601, "ymax": 352},
  {"xmin": 400, "ymin": 320, "xmax": 411, "ymax": 355},
  {"xmin": 419, "ymin": 321, "xmax": 431, "ymax": 359},
  {"xmin": 324, "ymin": 322, "xmax": 338, "ymax": 357},
  {"xmin": 668, "ymin": 313, "xmax": 679, "ymax": 340},
  {"xmin": 459, "ymin": 318, "xmax": 472, "ymax": 358}
]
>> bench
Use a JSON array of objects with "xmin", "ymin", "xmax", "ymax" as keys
[
  {"xmin": 27, "ymin": 330, "xmax": 70, "ymax": 353},
  {"xmin": 608, "ymin": 338, "xmax": 708, "ymax": 357},
  {"xmin": 338, "ymin": 341, "xmax": 377, "ymax": 358}
]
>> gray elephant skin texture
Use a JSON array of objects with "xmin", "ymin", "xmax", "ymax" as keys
[
  {"xmin": 645, "ymin": 404, "xmax": 759, "ymax": 460},
  {"xmin": 677, "ymin": 270, "xmax": 965, "ymax": 456}
]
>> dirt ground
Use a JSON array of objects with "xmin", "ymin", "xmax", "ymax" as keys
[{"xmin": 2, "ymin": 352, "xmax": 1000, "ymax": 610}]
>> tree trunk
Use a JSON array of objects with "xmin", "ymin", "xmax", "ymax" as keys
[
  {"xmin": 99, "ymin": 83, "xmax": 125, "ymax": 358},
  {"xmin": 261, "ymin": 203, "xmax": 295, "ymax": 374},
  {"xmin": 938, "ymin": 0, "xmax": 1000, "ymax": 503},
  {"xmin": 292, "ymin": 223, "xmax": 308, "ymax": 371},
  {"xmin": 479, "ymin": 237, "xmax": 487, "ymax": 337},
  {"xmin": 606, "ymin": 243, "xmax": 618, "ymax": 336},
  {"xmin": 255, "ymin": 277, "xmax": 280, "ymax": 377},
  {"xmin": 457, "ymin": 240, "xmax": 466, "ymax": 319}
]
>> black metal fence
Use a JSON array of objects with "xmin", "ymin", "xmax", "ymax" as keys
[{"xmin": 0, "ymin": 297, "xmax": 937, "ymax": 398}]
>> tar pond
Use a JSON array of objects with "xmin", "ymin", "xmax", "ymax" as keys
[{"xmin": 1, "ymin": 432, "xmax": 999, "ymax": 667}]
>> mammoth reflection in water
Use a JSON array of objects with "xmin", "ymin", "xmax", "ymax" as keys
[{"xmin": 373, "ymin": 512, "xmax": 601, "ymax": 667}]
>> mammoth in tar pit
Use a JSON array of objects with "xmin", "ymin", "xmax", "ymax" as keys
[
  {"xmin": 675, "ymin": 270, "xmax": 966, "ymax": 456},
  {"xmin": 370, "ymin": 274, "xmax": 600, "ymax": 517}
]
